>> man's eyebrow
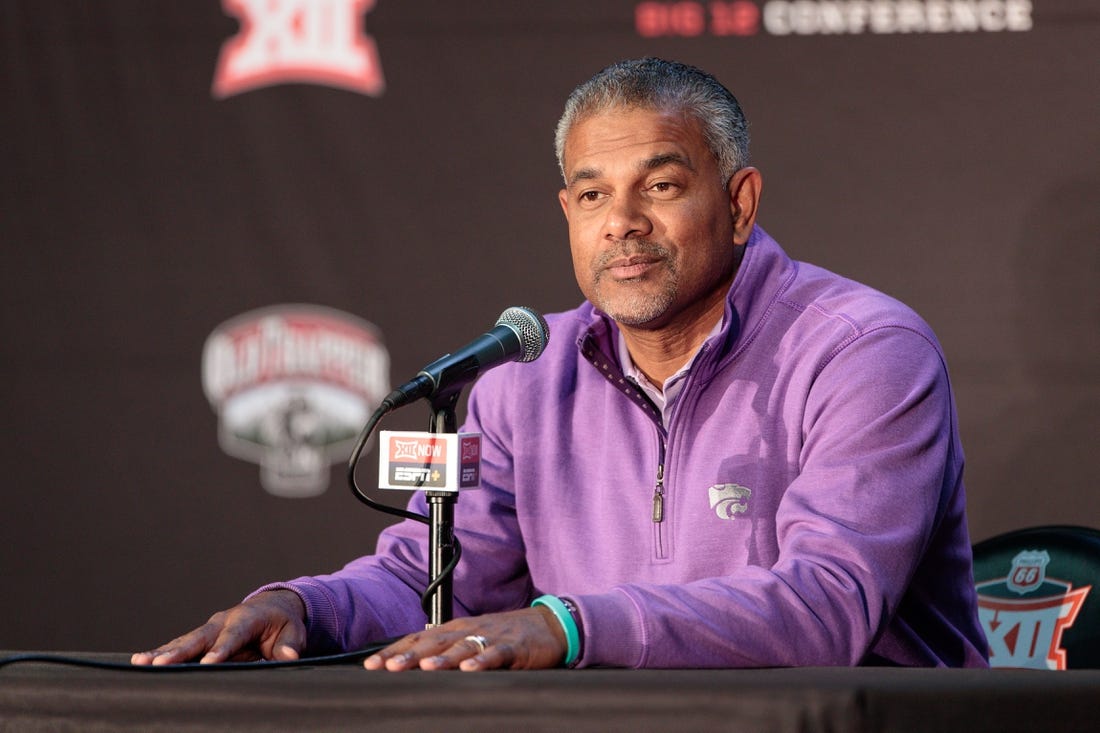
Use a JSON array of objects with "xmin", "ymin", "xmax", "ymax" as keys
[
  {"xmin": 567, "ymin": 153, "xmax": 694, "ymax": 188},
  {"xmin": 567, "ymin": 167, "xmax": 600, "ymax": 188},
  {"xmin": 641, "ymin": 152, "xmax": 693, "ymax": 172}
]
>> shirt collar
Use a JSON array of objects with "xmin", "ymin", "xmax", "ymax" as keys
[{"xmin": 616, "ymin": 316, "xmax": 723, "ymax": 425}]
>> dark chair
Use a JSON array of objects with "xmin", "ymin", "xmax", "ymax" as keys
[{"xmin": 972, "ymin": 525, "xmax": 1100, "ymax": 669}]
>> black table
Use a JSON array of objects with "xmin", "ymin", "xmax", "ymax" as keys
[{"xmin": 2, "ymin": 652, "xmax": 1098, "ymax": 732}]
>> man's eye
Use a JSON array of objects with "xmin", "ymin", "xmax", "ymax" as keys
[
  {"xmin": 580, "ymin": 191, "xmax": 602, "ymax": 202},
  {"xmin": 649, "ymin": 181, "xmax": 677, "ymax": 194}
]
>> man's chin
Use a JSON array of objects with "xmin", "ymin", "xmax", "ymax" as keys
[{"xmin": 596, "ymin": 299, "xmax": 672, "ymax": 329}]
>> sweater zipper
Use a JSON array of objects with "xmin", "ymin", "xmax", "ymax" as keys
[
  {"xmin": 652, "ymin": 434, "xmax": 668, "ymax": 559},
  {"xmin": 652, "ymin": 462, "xmax": 665, "ymax": 522},
  {"xmin": 650, "ymin": 342, "xmax": 705, "ymax": 558}
]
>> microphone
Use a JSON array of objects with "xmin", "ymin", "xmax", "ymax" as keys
[{"xmin": 381, "ymin": 306, "xmax": 549, "ymax": 410}]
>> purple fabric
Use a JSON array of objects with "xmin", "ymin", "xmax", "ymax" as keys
[{"xmin": 256, "ymin": 226, "xmax": 989, "ymax": 668}]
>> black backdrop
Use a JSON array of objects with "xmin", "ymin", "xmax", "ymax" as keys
[{"xmin": 2, "ymin": 1, "xmax": 1097, "ymax": 652}]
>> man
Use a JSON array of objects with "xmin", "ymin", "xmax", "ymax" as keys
[{"xmin": 133, "ymin": 58, "xmax": 988, "ymax": 671}]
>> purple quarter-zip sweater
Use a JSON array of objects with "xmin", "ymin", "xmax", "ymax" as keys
[{"xmin": 258, "ymin": 225, "xmax": 989, "ymax": 668}]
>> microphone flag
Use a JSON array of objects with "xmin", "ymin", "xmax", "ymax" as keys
[{"xmin": 378, "ymin": 430, "xmax": 482, "ymax": 491}]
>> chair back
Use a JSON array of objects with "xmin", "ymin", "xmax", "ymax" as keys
[{"xmin": 973, "ymin": 525, "xmax": 1100, "ymax": 669}]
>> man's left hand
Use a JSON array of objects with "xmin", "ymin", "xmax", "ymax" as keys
[{"xmin": 363, "ymin": 606, "xmax": 568, "ymax": 671}]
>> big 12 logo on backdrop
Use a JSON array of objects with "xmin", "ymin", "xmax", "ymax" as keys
[{"xmin": 212, "ymin": 0, "xmax": 385, "ymax": 98}]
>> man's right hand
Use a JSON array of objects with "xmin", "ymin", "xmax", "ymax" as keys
[{"xmin": 130, "ymin": 589, "xmax": 307, "ymax": 665}]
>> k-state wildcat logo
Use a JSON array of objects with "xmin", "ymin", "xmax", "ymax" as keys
[
  {"xmin": 976, "ymin": 549, "xmax": 1091, "ymax": 670},
  {"xmin": 708, "ymin": 483, "xmax": 751, "ymax": 519},
  {"xmin": 212, "ymin": 0, "xmax": 385, "ymax": 98},
  {"xmin": 202, "ymin": 305, "xmax": 390, "ymax": 497}
]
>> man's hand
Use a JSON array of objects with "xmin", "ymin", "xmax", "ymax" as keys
[
  {"xmin": 130, "ymin": 590, "xmax": 307, "ymax": 666},
  {"xmin": 364, "ymin": 606, "xmax": 567, "ymax": 671}
]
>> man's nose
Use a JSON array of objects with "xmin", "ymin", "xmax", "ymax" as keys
[{"xmin": 603, "ymin": 193, "xmax": 652, "ymax": 240}]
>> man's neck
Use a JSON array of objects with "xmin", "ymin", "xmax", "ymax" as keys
[{"xmin": 618, "ymin": 291, "xmax": 728, "ymax": 389}]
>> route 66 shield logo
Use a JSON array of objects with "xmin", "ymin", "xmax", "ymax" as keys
[{"xmin": 1007, "ymin": 549, "xmax": 1050, "ymax": 595}]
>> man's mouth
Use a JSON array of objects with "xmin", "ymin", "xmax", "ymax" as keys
[{"xmin": 602, "ymin": 256, "xmax": 662, "ymax": 280}]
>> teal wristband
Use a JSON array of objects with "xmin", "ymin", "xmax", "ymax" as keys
[{"xmin": 532, "ymin": 594, "xmax": 580, "ymax": 667}]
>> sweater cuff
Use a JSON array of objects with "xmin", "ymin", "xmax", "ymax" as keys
[
  {"xmin": 247, "ymin": 578, "xmax": 343, "ymax": 655},
  {"xmin": 572, "ymin": 589, "xmax": 646, "ymax": 668}
]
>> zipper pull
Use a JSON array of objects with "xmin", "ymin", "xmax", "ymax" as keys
[{"xmin": 652, "ymin": 463, "xmax": 665, "ymax": 523}]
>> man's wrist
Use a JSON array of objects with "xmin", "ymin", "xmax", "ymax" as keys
[{"xmin": 531, "ymin": 594, "xmax": 582, "ymax": 667}]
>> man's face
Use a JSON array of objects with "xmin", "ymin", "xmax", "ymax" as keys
[{"xmin": 558, "ymin": 106, "xmax": 741, "ymax": 331}]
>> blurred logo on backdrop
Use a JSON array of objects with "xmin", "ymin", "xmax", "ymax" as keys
[
  {"xmin": 212, "ymin": 0, "xmax": 385, "ymax": 98},
  {"xmin": 202, "ymin": 305, "xmax": 390, "ymax": 497}
]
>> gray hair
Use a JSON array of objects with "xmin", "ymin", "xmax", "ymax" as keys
[{"xmin": 555, "ymin": 58, "xmax": 750, "ymax": 185}]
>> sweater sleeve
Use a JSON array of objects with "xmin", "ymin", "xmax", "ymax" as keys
[{"xmin": 571, "ymin": 326, "xmax": 978, "ymax": 668}]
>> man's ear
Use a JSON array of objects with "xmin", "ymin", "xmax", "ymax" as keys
[
  {"xmin": 558, "ymin": 188, "xmax": 570, "ymax": 220},
  {"xmin": 727, "ymin": 167, "xmax": 762, "ymax": 245}
]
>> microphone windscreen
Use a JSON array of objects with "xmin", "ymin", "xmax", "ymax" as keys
[{"xmin": 497, "ymin": 307, "xmax": 549, "ymax": 363}]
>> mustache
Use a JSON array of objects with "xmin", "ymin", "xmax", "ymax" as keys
[{"xmin": 594, "ymin": 240, "xmax": 672, "ymax": 271}]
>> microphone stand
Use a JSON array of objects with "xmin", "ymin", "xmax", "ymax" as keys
[{"xmin": 424, "ymin": 390, "xmax": 460, "ymax": 628}]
